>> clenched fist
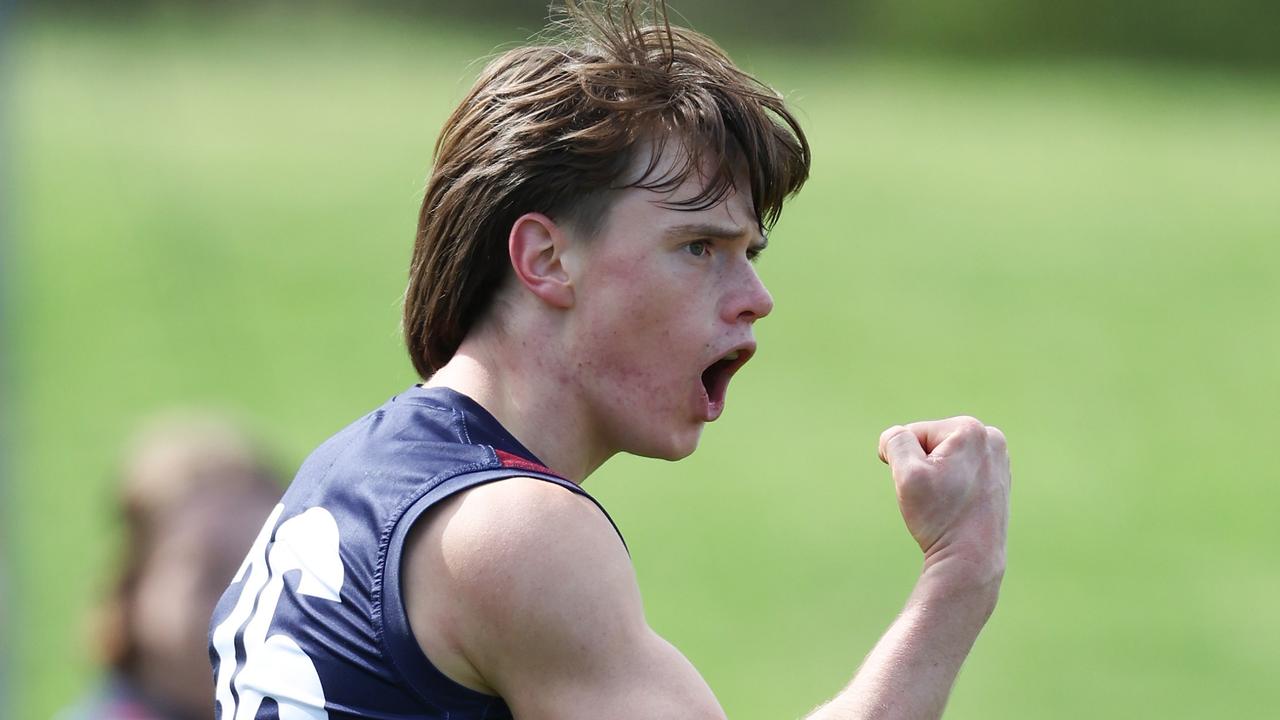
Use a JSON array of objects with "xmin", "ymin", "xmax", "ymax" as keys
[{"xmin": 878, "ymin": 417, "xmax": 1011, "ymax": 594}]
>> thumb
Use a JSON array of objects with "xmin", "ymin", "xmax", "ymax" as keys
[{"xmin": 878, "ymin": 425, "xmax": 927, "ymax": 468}]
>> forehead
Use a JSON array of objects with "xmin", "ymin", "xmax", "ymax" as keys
[{"xmin": 603, "ymin": 138, "xmax": 762, "ymax": 239}]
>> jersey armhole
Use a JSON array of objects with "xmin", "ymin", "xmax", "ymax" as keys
[{"xmin": 375, "ymin": 467, "xmax": 627, "ymax": 710}]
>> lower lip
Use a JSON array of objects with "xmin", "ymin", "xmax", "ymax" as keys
[{"xmin": 697, "ymin": 385, "xmax": 725, "ymax": 422}]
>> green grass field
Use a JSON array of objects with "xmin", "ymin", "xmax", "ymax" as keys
[{"xmin": 8, "ymin": 11, "xmax": 1280, "ymax": 719}]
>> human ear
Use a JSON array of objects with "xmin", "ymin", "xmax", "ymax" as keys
[{"xmin": 508, "ymin": 213, "xmax": 574, "ymax": 309}]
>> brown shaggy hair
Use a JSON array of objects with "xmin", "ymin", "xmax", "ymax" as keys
[{"xmin": 404, "ymin": 0, "xmax": 811, "ymax": 378}]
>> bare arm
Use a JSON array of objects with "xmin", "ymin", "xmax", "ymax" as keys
[
  {"xmin": 403, "ymin": 477, "xmax": 727, "ymax": 720},
  {"xmin": 809, "ymin": 417, "xmax": 1010, "ymax": 719},
  {"xmin": 807, "ymin": 572, "xmax": 998, "ymax": 719},
  {"xmin": 403, "ymin": 416, "xmax": 1010, "ymax": 719}
]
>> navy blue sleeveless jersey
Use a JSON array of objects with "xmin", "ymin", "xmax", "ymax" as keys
[{"xmin": 209, "ymin": 386, "xmax": 624, "ymax": 720}]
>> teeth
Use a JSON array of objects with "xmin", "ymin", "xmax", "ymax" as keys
[{"xmin": 724, "ymin": 351, "xmax": 740, "ymax": 361}]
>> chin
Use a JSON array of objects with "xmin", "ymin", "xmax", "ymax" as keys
[{"xmin": 630, "ymin": 426, "xmax": 704, "ymax": 462}]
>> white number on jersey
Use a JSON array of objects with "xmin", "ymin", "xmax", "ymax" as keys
[{"xmin": 211, "ymin": 504, "xmax": 345, "ymax": 720}]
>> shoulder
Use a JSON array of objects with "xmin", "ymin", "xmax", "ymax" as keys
[
  {"xmin": 417, "ymin": 475, "xmax": 625, "ymax": 560},
  {"xmin": 408, "ymin": 475, "xmax": 636, "ymax": 618},
  {"xmin": 405, "ymin": 476, "xmax": 726, "ymax": 719},
  {"xmin": 402, "ymin": 476, "xmax": 638, "ymax": 689}
]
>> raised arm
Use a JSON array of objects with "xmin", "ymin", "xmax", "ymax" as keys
[
  {"xmin": 403, "ymin": 415, "xmax": 1009, "ymax": 719},
  {"xmin": 807, "ymin": 416, "xmax": 1010, "ymax": 719}
]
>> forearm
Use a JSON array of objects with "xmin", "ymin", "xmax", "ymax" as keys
[{"xmin": 805, "ymin": 566, "xmax": 1001, "ymax": 720}]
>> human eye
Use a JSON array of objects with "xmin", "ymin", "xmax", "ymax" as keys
[{"xmin": 685, "ymin": 240, "xmax": 710, "ymax": 258}]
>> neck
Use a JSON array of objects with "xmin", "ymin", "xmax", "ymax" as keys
[{"xmin": 424, "ymin": 330, "xmax": 611, "ymax": 484}]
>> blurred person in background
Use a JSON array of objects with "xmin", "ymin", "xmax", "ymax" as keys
[{"xmin": 61, "ymin": 415, "xmax": 280, "ymax": 720}]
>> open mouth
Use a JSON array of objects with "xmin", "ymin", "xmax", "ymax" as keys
[{"xmin": 700, "ymin": 346, "xmax": 753, "ymax": 417}]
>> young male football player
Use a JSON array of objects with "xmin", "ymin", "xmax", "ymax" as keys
[{"xmin": 210, "ymin": 3, "xmax": 1011, "ymax": 718}]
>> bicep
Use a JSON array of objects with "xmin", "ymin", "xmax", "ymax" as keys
[{"xmin": 408, "ymin": 477, "xmax": 724, "ymax": 720}]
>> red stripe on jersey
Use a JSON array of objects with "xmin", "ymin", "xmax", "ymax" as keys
[{"xmin": 494, "ymin": 449, "xmax": 557, "ymax": 476}]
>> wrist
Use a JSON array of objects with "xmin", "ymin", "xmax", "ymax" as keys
[{"xmin": 915, "ymin": 553, "xmax": 1005, "ymax": 619}]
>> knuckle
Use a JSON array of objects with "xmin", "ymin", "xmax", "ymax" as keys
[
  {"xmin": 985, "ymin": 425, "xmax": 1007, "ymax": 450},
  {"xmin": 955, "ymin": 417, "xmax": 986, "ymax": 439},
  {"xmin": 879, "ymin": 425, "xmax": 907, "ymax": 444},
  {"xmin": 878, "ymin": 425, "xmax": 909, "ymax": 462}
]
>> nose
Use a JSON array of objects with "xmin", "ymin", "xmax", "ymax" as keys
[{"xmin": 730, "ymin": 264, "xmax": 774, "ymax": 323}]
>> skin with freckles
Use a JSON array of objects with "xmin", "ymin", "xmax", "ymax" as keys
[
  {"xmin": 558, "ymin": 170, "xmax": 771, "ymax": 462},
  {"xmin": 427, "ymin": 145, "xmax": 769, "ymax": 480}
]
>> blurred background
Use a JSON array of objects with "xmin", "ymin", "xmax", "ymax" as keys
[{"xmin": 3, "ymin": 0, "xmax": 1278, "ymax": 718}]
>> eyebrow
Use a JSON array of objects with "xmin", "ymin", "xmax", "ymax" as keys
[{"xmin": 666, "ymin": 222, "xmax": 769, "ymax": 252}]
